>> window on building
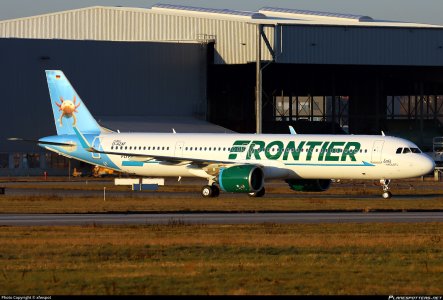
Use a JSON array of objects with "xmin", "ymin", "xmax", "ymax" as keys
[
  {"xmin": 13, "ymin": 153, "xmax": 21, "ymax": 168},
  {"xmin": 27, "ymin": 153, "xmax": 40, "ymax": 168},
  {"xmin": 45, "ymin": 153, "xmax": 69, "ymax": 169},
  {"xmin": 0, "ymin": 153, "xmax": 8, "ymax": 168}
]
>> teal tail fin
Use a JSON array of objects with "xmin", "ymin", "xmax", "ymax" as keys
[{"xmin": 45, "ymin": 70, "xmax": 101, "ymax": 135}]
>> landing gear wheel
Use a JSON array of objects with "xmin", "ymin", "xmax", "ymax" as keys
[
  {"xmin": 201, "ymin": 185, "xmax": 220, "ymax": 198},
  {"xmin": 201, "ymin": 185, "xmax": 213, "ymax": 198},
  {"xmin": 382, "ymin": 191, "xmax": 392, "ymax": 199},
  {"xmin": 211, "ymin": 185, "xmax": 220, "ymax": 197},
  {"xmin": 248, "ymin": 187, "xmax": 265, "ymax": 198},
  {"xmin": 380, "ymin": 179, "xmax": 392, "ymax": 199}
]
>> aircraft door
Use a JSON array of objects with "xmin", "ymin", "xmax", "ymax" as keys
[
  {"xmin": 235, "ymin": 142, "xmax": 253, "ymax": 161},
  {"xmin": 246, "ymin": 142, "xmax": 258, "ymax": 160},
  {"xmin": 174, "ymin": 141, "xmax": 184, "ymax": 157},
  {"xmin": 371, "ymin": 140, "xmax": 384, "ymax": 163},
  {"xmin": 92, "ymin": 136, "xmax": 101, "ymax": 159}
]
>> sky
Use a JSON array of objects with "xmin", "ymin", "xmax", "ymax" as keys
[{"xmin": 1, "ymin": 0, "xmax": 443, "ymax": 25}]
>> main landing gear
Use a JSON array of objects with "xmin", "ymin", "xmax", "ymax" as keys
[
  {"xmin": 248, "ymin": 187, "xmax": 266, "ymax": 198},
  {"xmin": 380, "ymin": 179, "xmax": 392, "ymax": 199},
  {"xmin": 201, "ymin": 184, "xmax": 220, "ymax": 198}
]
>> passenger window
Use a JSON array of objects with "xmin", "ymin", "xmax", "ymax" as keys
[
  {"xmin": 396, "ymin": 148, "xmax": 402, "ymax": 154},
  {"xmin": 143, "ymin": 146, "xmax": 146, "ymax": 150}
]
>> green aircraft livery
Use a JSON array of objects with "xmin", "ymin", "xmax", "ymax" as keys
[{"xmin": 228, "ymin": 140, "xmax": 361, "ymax": 162}]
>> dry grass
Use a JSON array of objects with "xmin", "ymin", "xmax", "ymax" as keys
[
  {"xmin": 0, "ymin": 193, "xmax": 443, "ymax": 213},
  {"xmin": 4, "ymin": 193, "xmax": 443, "ymax": 213},
  {"xmin": 0, "ymin": 223, "xmax": 442, "ymax": 295},
  {"xmin": 0, "ymin": 177, "xmax": 443, "ymax": 213}
]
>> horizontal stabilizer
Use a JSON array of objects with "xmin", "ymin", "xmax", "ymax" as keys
[{"xmin": 8, "ymin": 137, "xmax": 75, "ymax": 147}]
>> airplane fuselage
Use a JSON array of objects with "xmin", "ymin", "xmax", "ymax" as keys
[
  {"xmin": 37, "ymin": 70, "xmax": 436, "ymax": 198},
  {"xmin": 41, "ymin": 132, "xmax": 434, "ymax": 180}
]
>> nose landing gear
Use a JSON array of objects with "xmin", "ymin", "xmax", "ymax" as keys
[{"xmin": 380, "ymin": 179, "xmax": 392, "ymax": 199}]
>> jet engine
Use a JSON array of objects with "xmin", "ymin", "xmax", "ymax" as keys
[
  {"xmin": 219, "ymin": 165, "xmax": 264, "ymax": 193},
  {"xmin": 285, "ymin": 179, "xmax": 331, "ymax": 192}
]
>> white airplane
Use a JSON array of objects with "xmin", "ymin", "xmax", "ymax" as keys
[{"xmin": 29, "ymin": 70, "xmax": 436, "ymax": 198}]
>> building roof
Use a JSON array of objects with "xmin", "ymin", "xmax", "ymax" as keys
[
  {"xmin": 0, "ymin": 4, "xmax": 441, "ymax": 28},
  {"xmin": 1, "ymin": 5, "xmax": 442, "ymax": 65}
]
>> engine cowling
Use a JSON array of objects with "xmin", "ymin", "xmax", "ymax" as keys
[
  {"xmin": 285, "ymin": 179, "xmax": 331, "ymax": 192},
  {"xmin": 219, "ymin": 165, "xmax": 264, "ymax": 193}
]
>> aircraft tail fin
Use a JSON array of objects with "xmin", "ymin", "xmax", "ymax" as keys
[{"xmin": 45, "ymin": 70, "xmax": 102, "ymax": 135}]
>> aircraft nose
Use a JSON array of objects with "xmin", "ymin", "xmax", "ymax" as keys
[{"xmin": 419, "ymin": 154, "xmax": 435, "ymax": 175}]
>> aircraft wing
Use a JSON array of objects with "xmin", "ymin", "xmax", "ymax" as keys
[
  {"xmin": 72, "ymin": 126, "xmax": 255, "ymax": 169},
  {"xmin": 87, "ymin": 147, "xmax": 239, "ymax": 167}
]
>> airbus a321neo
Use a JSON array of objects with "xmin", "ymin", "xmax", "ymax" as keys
[{"xmin": 26, "ymin": 70, "xmax": 435, "ymax": 199}]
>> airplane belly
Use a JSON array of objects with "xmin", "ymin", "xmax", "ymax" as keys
[
  {"xmin": 120, "ymin": 163, "xmax": 194, "ymax": 177},
  {"xmin": 285, "ymin": 164, "xmax": 384, "ymax": 180}
]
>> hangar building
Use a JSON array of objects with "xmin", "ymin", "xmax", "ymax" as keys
[{"xmin": 1, "ymin": 4, "xmax": 443, "ymax": 175}]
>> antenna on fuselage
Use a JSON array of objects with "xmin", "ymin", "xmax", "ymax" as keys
[
  {"xmin": 289, "ymin": 126, "xmax": 297, "ymax": 135},
  {"xmin": 381, "ymin": 131, "xmax": 385, "ymax": 136},
  {"xmin": 172, "ymin": 128, "xmax": 176, "ymax": 134}
]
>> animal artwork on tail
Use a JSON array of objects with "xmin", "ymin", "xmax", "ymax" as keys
[{"xmin": 55, "ymin": 96, "xmax": 81, "ymax": 126}]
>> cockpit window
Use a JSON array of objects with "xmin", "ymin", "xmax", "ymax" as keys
[{"xmin": 397, "ymin": 147, "xmax": 421, "ymax": 154}]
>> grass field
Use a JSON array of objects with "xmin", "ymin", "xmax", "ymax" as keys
[
  {"xmin": 0, "ymin": 177, "xmax": 442, "ymax": 295},
  {"xmin": 2, "ymin": 193, "xmax": 443, "ymax": 214},
  {"xmin": 1, "ymin": 178, "xmax": 443, "ymax": 213},
  {"xmin": 0, "ymin": 223, "xmax": 442, "ymax": 295}
]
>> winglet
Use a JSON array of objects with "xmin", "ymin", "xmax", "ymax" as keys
[{"xmin": 289, "ymin": 126, "xmax": 297, "ymax": 135}]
